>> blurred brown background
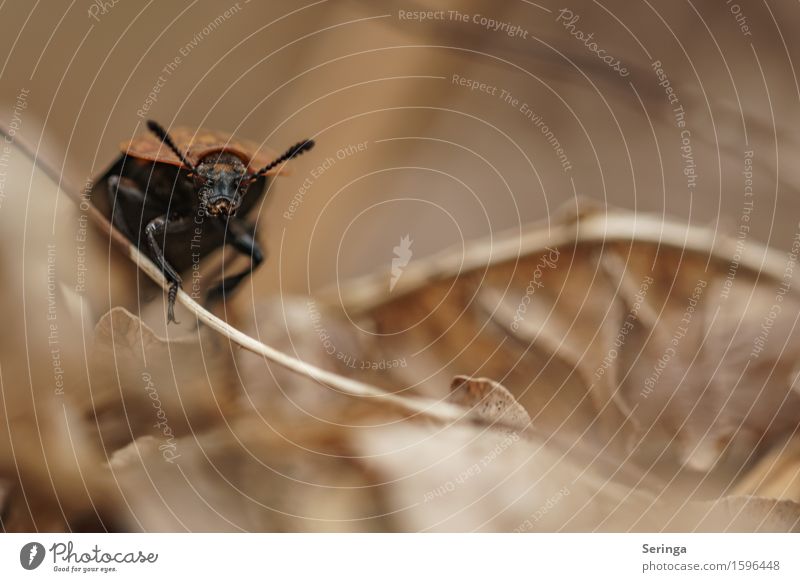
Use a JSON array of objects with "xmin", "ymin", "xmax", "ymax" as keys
[{"xmin": 1, "ymin": 0, "xmax": 799, "ymax": 297}]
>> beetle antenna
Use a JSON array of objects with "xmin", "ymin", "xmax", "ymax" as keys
[
  {"xmin": 146, "ymin": 120, "xmax": 197, "ymax": 171},
  {"xmin": 249, "ymin": 139, "xmax": 315, "ymax": 180}
]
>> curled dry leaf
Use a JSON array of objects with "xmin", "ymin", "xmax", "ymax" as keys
[
  {"xmin": 612, "ymin": 243, "xmax": 800, "ymax": 472},
  {"xmin": 325, "ymin": 204, "xmax": 800, "ymax": 478}
]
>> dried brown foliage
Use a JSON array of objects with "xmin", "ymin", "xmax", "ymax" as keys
[{"xmin": 2, "ymin": 137, "xmax": 800, "ymax": 532}]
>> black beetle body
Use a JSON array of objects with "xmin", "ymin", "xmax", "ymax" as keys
[{"xmin": 92, "ymin": 121, "xmax": 314, "ymax": 322}]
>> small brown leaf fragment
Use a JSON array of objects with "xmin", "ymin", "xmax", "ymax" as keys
[
  {"xmin": 449, "ymin": 375, "xmax": 531, "ymax": 431},
  {"xmin": 479, "ymin": 243, "xmax": 638, "ymax": 445}
]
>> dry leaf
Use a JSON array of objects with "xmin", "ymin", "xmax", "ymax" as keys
[
  {"xmin": 325, "ymin": 205, "xmax": 800, "ymax": 482},
  {"xmin": 732, "ymin": 436, "xmax": 800, "ymax": 502},
  {"xmin": 88, "ymin": 307, "xmax": 237, "ymax": 452},
  {"xmin": 449, "ymin": 375, "xmax": 531, "ymax": 431},
  {"xmin": 107, "ymin": 415, "xmax": 390, "ymax": 532},
  {"xmin": 8, "ymin": 130, "xmax": 800, "ymax": 533}
]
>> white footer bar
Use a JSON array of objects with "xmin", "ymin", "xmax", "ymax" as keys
[{"xmin": 1, "ymin": 533, "xmax": 796, "ymax": 580}]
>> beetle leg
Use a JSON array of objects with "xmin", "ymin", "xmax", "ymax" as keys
[
  {"xmin": 107, "ymin": 175, "xmax": 146, "ymax": 240},
  {"xmin": 206, "ymin": 217, "xmax": 264, "ymax": 307},
  {"xmin": 144, "ymin": 214, "xmax": 191, "ymax": 324}
]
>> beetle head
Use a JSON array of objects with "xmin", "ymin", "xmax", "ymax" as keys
[
  {"xmin": 193, "ymin": 154, "xmax": 249, "ymax": 216},
  {"xmin": 146, "ymin": 120, "xmax": 316, "ymax": 218}
]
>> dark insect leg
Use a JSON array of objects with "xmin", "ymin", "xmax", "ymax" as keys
[
  {"xmin": 206, "ymin": 217, "xmax": 264, "ymax": 307},
  {"xmin": 144, "ymin": 214, "xmax": 191, "ymax": 324},
  {"xmin": 106, "ymin": 175, "xmax": 146, "ymax": 240}
]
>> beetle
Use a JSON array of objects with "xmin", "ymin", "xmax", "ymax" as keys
[{"xmin": 93, "ymin": 121, "xmax": 314, "ymax": 323}]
